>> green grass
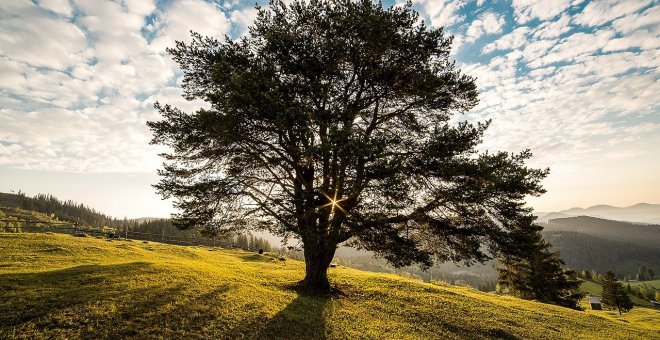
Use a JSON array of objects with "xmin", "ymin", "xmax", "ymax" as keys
[
  {"xmin": 580, "ymin": 280, "xmax": 657, "ymax": 307},
  {"xmin": 1, "ymin": 233, "xmax": 659, "ymax": 339},
  {"xmin": 628, "ymin": 279, "xmax": 660, "ymax": 290}
]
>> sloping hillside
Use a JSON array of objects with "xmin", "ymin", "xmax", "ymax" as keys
[
  {"xmin": 543, "ymin": 230, "xmax": 660, "ymax": 275},
  {"xmin": 1, "ymin": 233, "xmax": 658, "ymax": 339},
  {"xmin": 545, "ymin": 216, "xmax": 660, "ymax": 244}
]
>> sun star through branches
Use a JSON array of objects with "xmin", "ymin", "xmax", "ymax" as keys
[{"xmin": 320, "ymin": 189, "xmax": 349, "ymax": 215}]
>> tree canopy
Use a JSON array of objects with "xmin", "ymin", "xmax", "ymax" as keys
[
  {"xmin": 148, "ymin": 0, "xmax": 548, "ymax": 291},
  {"xmin": 601, "ymin": 270, "xmax": 633, "ymax": 314},
  {"xmin": 496, "ymin": 224, "xmax": 584, "ymax": 309}
]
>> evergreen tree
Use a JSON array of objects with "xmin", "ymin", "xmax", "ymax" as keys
[
  {"xmin": 637, "ymin": 265, "xmax": 649, "ymax": 281},
  {"xmin": 601, "ymin": 270, "xmax": 633, "ymax": 315},
  {"xmin": 497, "ymin": 223, "xmax": 584, "ymax": 309},
  {"xmin": 148, "ymin": 0, "xmax": 547, "ymax": 291}
]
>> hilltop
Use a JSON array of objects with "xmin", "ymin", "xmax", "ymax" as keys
[
  {"xmin": 536, "ymin": 203, "xmax": 660, "ymax": 224},
  {"xmin": 1, "ymin": 233, "xmax": 658, "ymax": 339}
]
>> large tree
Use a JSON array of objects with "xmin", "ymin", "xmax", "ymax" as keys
[{"xmin": 148, "ymin": 0, "xmax": 548, "ymax": 291}]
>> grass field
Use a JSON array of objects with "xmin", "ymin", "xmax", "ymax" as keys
[
  {"xmin": 1, "ymin": 232, "xmax": 659, "ymax": 339},
  {"xmin": 580, "ymin": 279, "xmax": 658, "ymax": 307}
]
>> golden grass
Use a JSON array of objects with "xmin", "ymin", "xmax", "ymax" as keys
[{"xmin": 1, "ymin": 232, "xmax": 658, "ymax": 339}]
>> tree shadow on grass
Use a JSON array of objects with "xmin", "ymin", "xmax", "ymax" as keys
[
  {"xmin": 253, "ymin": 284, "xmax": 331, "ymax": 340},
  {"xmin": 0, "ymin": 262, "xmax": 231, "ymax": 339}
]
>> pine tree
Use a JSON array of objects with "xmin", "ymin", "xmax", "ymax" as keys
[
  {"xmin": 637, "ymin": 265, "xmax": 649, "ymax": 281},
  {"xmin": 601, "ymin": 270, "xmax": 633, "ymax": 315},
  {"xmin": 497, "ymin": 223, "xmax": 584, "ymax": 309}
]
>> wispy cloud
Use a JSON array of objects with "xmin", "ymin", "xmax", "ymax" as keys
[{"xmin": 0, "ymin": 0, "xmax": 658, "ymax": 186}]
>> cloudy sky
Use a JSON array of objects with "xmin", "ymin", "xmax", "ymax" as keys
[{"xmin": 1, "ymin": 0, "xmax": 658, "ymax": 218}]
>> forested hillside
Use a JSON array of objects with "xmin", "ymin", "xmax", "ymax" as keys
[
  {"xmin": 0, "ymin": 192, "xmax": 124, "ymax": 228},
  {"xmin": 0, "ymin": 193, "xmax": 273, "ymax": 250},
  {"xmin": 545, "ymin": 216, "xmax": 660, "ymax": 247},
  {"xmin": 544, "ymin": 230, "xmax": 660, "ymax": 276}
]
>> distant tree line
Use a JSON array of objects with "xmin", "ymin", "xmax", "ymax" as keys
[
  {"xmin": 578, "ymin": 266, "xmax": 659, "ymax": 303},
  {"xmin": 1, "ymin": 192, "xmax": 124, "ymax": 228},
  {"xmin": 1, "ymin": 192, "xmax": 274, "ymax": 251}
]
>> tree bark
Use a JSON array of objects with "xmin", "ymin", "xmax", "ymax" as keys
[{"xmin": 303, "ymin": 243, "xmax": 337, "ymax": 292}]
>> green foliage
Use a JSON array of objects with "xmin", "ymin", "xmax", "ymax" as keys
[
  {"xmin": 602, "ymin": 271, "xmax": 634, "ymax": 315},
  {"xmin": 1, "ymin": 233, "xmax": 659, "ymax": 339},
  {"xmin": 579, "ymin": 280, "xmax": 653, "ymax": 308},
  {"xmin": 234, "ymin": 233, "xmax": 272, "ymax": 252},
  {"xmin": 497, "ymin": 223, "xmax": 584, "ymax": 309},
  {"xmin": 637, "ymin": 265, "xmax": 656, "ymax": 281},
  {"xmin": 148, "ymin": 0, "xmax": 547, "ymax": 291},
  {"xmin": 655, "ymin": 291, "xmax": 660, "ymax": 302}
]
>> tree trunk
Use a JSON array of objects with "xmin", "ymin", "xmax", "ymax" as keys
[{"xmin": 303, "ymin": 243, "xmax": 336, "ymax": 292}]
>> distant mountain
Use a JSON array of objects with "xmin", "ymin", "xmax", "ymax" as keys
[
  {"xmin": 549, "ymin": 203, "xmax": 660, "ymax": 224},
  {"xmin": 535, "ymin": 212, "xmax": 572, "ymax": 223},
  {"xmin": 545, "ymin": 216, "xmax": 660, "ymax": 248}
]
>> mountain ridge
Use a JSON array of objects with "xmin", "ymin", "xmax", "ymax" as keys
[{"xmin": 536, "ymin": 202, "xmax": 660, "ymax": 224}]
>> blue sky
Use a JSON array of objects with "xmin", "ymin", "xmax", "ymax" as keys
[{"xmin": 1, "ymin": 0, "xmax": 659, "ymax": 218}]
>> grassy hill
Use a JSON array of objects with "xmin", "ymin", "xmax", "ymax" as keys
[
  {"xmin": 580, "ymin": 279, "xmax": 660, "ymax": 307},
  {"xmin": 1, "ymin": 233, "xmax": 658, "ymax": 339},
  {"xmin": 580, "ymin": 281, "xmax": 653, "ymax": 307}
]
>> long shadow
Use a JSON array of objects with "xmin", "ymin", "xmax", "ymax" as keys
[
  {"xmin": 0, "ymin": 262, "xmax": 231, "ymax": 339},
  {"xmin": 255, "ymin": 287, "xmax": 331, "ymax": 340}
]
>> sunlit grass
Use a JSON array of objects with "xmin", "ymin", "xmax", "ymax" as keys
[{"xmin": 1, "ymin": 233, "xmax": 658, "ymax": 339}]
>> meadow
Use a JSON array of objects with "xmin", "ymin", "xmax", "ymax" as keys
[{"xmin": 1, "ymin": 232, "xmax": 658, "ymax": 339}]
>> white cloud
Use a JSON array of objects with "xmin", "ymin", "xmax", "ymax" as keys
[
  {"xmin": 529, "ymin": 30, "xmax": 614, "ymax": 67},
  {"xmin": 532, "ymin": 14, "xmax": 571, "ymax": 39},
  {"xmin": 512, "ymin": 0, "xmax": 572, "ymax": 23},
  {"xmin": 482, "ymin": 27, "xmax": 530, "ymax": 54},
  {"xmin": 573, "ymin": 0, "xmax": 652, "ymax": 27},
  {"xmin": 151, "ymin": 0, "xmax": 230, "ymax": 51},
  {"xmin": 1, "ymin": 0, "xmax": 659, "ymax": 182},
  {"xmin": 230, "ymin": 6, "xmax": 259, "ymax": 36},
  {"xmin": 466, "ymin": 12, "xmax": 506, "ymax": 42},
  {"xmin": 0, "ymin": 2, "xmax": 88, "ymax": 69},
  {"xmin": 37, "ymin": 0, "xmax": 73, "ymax": 17},
  {"xmin": 611, "ymin": 5, "xmax": 660, "ymax": 33},
  {"xmin": 603, "ymin": 29, "xmax": 660, "ymax": 52},
  {"xmin": 408, "ymin": 0, "xmax": 467, "ymax": 27}
]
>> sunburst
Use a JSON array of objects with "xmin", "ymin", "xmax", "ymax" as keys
[{"xmin": 320, "ymin": 189, "xmax": 348, "ymax": 215}]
